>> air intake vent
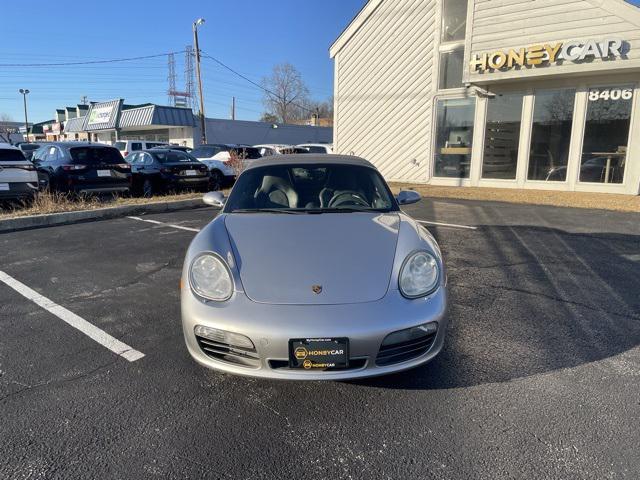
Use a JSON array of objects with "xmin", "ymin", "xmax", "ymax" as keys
[
  {"xmin": 196, "ymin": 335, "xmax": 260, "ymax": 368},
  {"xmin": 376, "ymin": 330, "xmax": 437, "ymax": 367}
]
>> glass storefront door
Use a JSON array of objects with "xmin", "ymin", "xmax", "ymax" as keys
[
  {"xmin": 580, "ymin": 86, "xmax": 634, "ymax": 184},
  {"xmin": 433, "ymin": 98, "xmax": 476, "ymax": 179},
  {"xmin": 527, "ymin": 89, "xmax": 576, "ymax": 182},
  {"xmin": 482, "ymin": 93, "xmax": 524, "ymax": 180}
]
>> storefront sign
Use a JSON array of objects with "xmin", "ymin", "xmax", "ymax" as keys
[
  {"xmin": 471, "ymin": 38, "xmax": 625, "ymax": 73},
  {"xmin": 87, "ymin": 105, "xmax": 115, "ymax": 126}
]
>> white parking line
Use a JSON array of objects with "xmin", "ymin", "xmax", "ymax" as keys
[
  {"xmin": 127, "ymin": 216, "xmax": 201, "ymax": 232},
  {"xmin": 416, "ymin": 220, "xmax": 478, "ymax": 230},
  {"xmin": 0, "ymin": 271, "xmax": 145, "ymax": 362}
]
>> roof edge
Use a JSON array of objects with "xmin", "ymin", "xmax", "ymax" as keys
[
  {"xmin": 586, "ymin": 0, "xmax": 640, "ymax": 27},
  {"xmin": 330, "ymin": 0, "xmax": 384, "ymax": 58}
]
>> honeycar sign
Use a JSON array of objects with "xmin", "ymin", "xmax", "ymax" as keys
[{"xmin": 470, "ymin": 38, "xmax": 626, "ymax": 73}]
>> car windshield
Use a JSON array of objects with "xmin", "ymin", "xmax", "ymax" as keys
[
  {"xmin": 113, "ymin": 142, "xmax": 126, "ymax": 151},
  {"xmin": 69, "ymin": 147, "xmax": 124, "ymax": 165},
  {"xmin": 0, "ymin": 149, "xmax": 26, "ymax": 162},
  {"xmin": 224, "ymin": 163, "xmax": 398, "ymax": 213}
]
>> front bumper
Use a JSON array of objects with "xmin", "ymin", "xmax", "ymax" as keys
[{"xmin": 181, "ymin": 285, "xmax": 448, "ymax": 380}]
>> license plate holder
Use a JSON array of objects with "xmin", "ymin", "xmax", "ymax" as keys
[
  {"xmin": 0, "ymin": 183, "xmax": 9, "ymax": 191},
  {"xmin": 97, "ymin": 170, "xmax": 111, "ymax": 177},
  {"xmin": 289, "ymin": 338, "xmax": 349, "ymax": 370},
  {"xmin": 184, "ymin": 170, "xmax": 197, "ymax": 176}
]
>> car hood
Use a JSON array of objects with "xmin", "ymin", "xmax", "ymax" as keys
[{"xmin": 224, "ymin": 212, "xmax": 401, "ymax": 305}]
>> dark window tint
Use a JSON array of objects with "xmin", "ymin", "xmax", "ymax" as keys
[
  {"xmin": 145, "ymin": 142, "xmax": 166, "ymax": 149},
  {"xmin": 19, "ymin": 144, "xmax": 41, "ymax": 152},
  {"xmin": 69, "ymin": 147, "xmax": 124, "ymax": 165},
  {"xmin": 131, "ymin": 143, "xmax": 143, "ymax": 151},
  {"xmin": 191, "ymin": 145, "xmax": 223, "ymax": 158},
  {"xmin": 482, "ymin": 92, "xmax": 524, "ymax": 180},
  {"xmin": 155, "ymin": 151, "xmax": 193, "ymax": 163},
  {"xmin": 580, "ymin": 86, "xmax": 634, "ymax": 184},
  {"xmin": 528, "ymin": 89, "xmax": 575, "ymax": 182},
  {"xmin": 232, "ymin": 147, "xmax": 261, "ymax": 160},
  {"xmin": 0, "ymin": 149, "xmax": 26, "ymax": 162},
  {"xmin": 304, "ymin": 146, "xmax": 327, "ymax": 154}
]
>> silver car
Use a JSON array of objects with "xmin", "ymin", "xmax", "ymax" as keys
[{"xmin": 181, "ymin": 155, "xmax": 448, "ymax": 380}]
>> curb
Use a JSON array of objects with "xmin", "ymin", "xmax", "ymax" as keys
[{"xmin": 0, "ymin": 198, "xmax": 209, "ymax": 234}]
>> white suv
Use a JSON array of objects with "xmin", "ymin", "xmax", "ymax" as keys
[
  {"xmin": 0, "ymin": 143, "xmax": 39, "ymax": 201},
  {"xmin": 296, "ymin": 143, "xmax": 334, "ymax": 154},
  {"xmin": 113, "ymin": 140, "xmax": 169, "ymax": 157},
  {"xmin": 191, "ymin": 144, "xmax": 262, "ymax": 190}
]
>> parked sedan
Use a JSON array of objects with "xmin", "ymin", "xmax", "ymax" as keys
[
  {"xmin": 125, "ymin": 149, "xmax": 209, "ymax": 197},
  {"xmin": 181, "ymin": 154, "xmax": 448, "ymax": 380},
  {"xmin": 0, "ymin": 143, "xmax": 39, "ymax": 201},
  {"xmin": 32, "ymin": 142, "xmax": 131, "ymax": 195}
]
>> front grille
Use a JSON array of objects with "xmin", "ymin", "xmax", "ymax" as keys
[
  {"xmin": 376, "ymin": 331, "xmax": 437, "ymax": 367},
  {"xmin": 196, "ymin": 335, "xmax": 260, "ymax": 368}
]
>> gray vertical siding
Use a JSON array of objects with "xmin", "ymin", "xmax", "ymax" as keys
[{"xmin": 333, "ymin": 0, "xmax": 438, "ymax": 182}]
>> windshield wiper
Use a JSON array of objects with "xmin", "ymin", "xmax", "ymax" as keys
[{"xmin": 231, "ymin": 208, "xmax": 305, "ymax": 215}]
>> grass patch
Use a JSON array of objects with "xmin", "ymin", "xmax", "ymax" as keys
[
  {"xmin": 390, "ymin": 183, "xmax": 640, "ymax": 213},
  {"xmin": 0, "ymin": 190, "xmax": 207, "ymax": 220}
]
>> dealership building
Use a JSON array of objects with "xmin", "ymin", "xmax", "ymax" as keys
[
  {"xmin": 52, "ymin": 99, "xmax": 332, "ymax": 147},
  {"xmin": 331, "ymin": 0, "xmax": 640, "ymax": 195}
]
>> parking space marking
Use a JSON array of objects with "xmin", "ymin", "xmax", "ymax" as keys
[
  {"xmin": 127, "ymin": 216, "xmax": 201, "ymax": 232},
  {"xmin": 415, "ymin": 219, "xmax": 478, "ymax": 230},
  {"xmin": 0, "ymin": 271, "xmax": 145, "ymax": 362}
]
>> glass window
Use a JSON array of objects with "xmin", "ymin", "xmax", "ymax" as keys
[
  {"xmin": 528, "ymin": 89, "xmax": 575, "ymax": 182},
  {"xmin": 0, "ymin": 148, "xmax": 26, "ymax": 162},
  {"xmin": 580, "ymin": 86, "xmax": 634, "ymax": 184},
  {"xmin": 131, "ymin": 142, "xmax": 142, "ymax": 151},
  {"xmin": 434, "ymin": 98, "xmax": 475, "ymax": 179},
  {"xmin": 191, "ymin": 145, "xmax": 223, "ymax": 158},
  {"xmin": 69, "ymin": 146, "xmax": 123, "ymax": 165},
  {"xmin": 441, "ymin": 0, "xmax": 468, "ymax": 43},
  {"xmin": 439, "ymin": 50, "xmax": 464, "ymax": 90},
  {"xmin": 482, "ymin": 93, "xmax": 524, "ymax": 180}
]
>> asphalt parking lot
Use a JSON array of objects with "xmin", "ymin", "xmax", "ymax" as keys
[{"xmin": 1, "ymin": 198, "xmax": 639, "ymax": 479}]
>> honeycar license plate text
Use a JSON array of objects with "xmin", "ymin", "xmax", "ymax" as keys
[{"xmin": 289, "ymin": 338, "xmax": 349, "ymax": 370}]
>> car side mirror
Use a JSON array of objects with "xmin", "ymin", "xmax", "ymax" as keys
[
  {"xmin": 203, "ymin": 191, "xmax": 226, "ymax": 208},
  {"xmin": 396, "ymin": 190, "xmax": 421, "ymax": 205}
]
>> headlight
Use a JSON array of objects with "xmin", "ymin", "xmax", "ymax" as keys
[
  {"xmin": 399, "ymin": 251, "xmax": 440, "ymax": 298},
  {"xmin": 189, "ymin": 253, "xmax": 233, "ymax": 301}
]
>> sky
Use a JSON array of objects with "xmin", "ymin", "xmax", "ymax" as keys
[
  {"xmin": 2, "ymin": 0, "xmax": 639, "ymax": 124},
  {"xmin": 0, "ymin": 0, "xmax": 366, "ymax": 123}
]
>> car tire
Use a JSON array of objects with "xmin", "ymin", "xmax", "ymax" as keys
[
  {"xmin": 142, "ymin": 179, "xmax": 154, "ymax": 198},
  {"xmin": 209, "ymin": 170, "xmax": 223, "ymax": 191}
]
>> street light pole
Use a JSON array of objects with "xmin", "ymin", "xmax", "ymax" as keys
[
  {"xmin": 193, "ymin": 18, "xmax": 207, "ymax": 145},
  {"xmin": 19, "ymin": 88, "xmax": 30, "ymax": 143}
]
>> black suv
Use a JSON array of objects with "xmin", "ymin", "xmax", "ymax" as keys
[{"xmin": 32, "ymin": 142, "xmax": 132, "ymax": 194}]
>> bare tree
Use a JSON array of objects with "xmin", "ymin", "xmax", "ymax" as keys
[
  {"xmin": 261, "ymin": 63, "xmax": 310, "ymax": 124},
  {"xmin": 0, "ymin": 113, "xmax": 13, "ymax": 122}
]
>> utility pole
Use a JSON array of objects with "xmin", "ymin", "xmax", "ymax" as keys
[
  {"xmin": 19, "ymin": 89, "xmax": 30, "ymax": 142},
  {"xmin": 193, "ymin": 18, "xmax": 207, "ymax": 144},
  {"xmin": 231, "ymin": 96, "xmax": 236, "ymax": 120},
  {"xmin": 80, "ymin": 95, "xmax": 88, "ymax": 105}
]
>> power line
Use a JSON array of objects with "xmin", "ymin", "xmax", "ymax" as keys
[
  {"xmin": 200, "ymin": 52, "xmax": 315, "ymax": 115},
  {"xmin": 0, "ymin": 51, "xmax": 184, "ymax": 67}
]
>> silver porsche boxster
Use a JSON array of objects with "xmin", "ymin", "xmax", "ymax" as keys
[{"xmin": 181, "ymin": 154, "xmax": 448, "ymax": 380}]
